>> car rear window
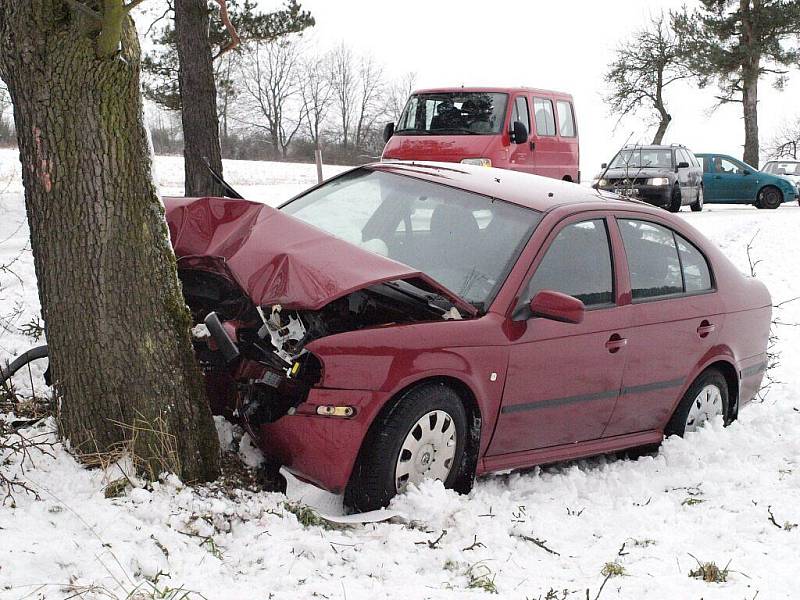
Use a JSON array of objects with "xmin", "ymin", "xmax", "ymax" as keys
[{"xmin": 618, "ymin": 219, "xmax": 712, "ymax": 300}]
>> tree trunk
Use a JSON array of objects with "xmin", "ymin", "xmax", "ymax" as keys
[
  {"xmin": 174, "ymin": 0, "xmax": 225, "ymax": 197},
  {"xmin": 0, "ymin": 0, "xmax": 220, "ymax": 482},
  {"xmin": 741, "ymin": 71, "xmax": 760, "ymax": 167},
  {"xmin": 740, "ymin": 0, "xmax": 760, "ymax": 167},
  {"xmin": 652, "ymin": 112, "xmax": 672, "ymax": 145}
]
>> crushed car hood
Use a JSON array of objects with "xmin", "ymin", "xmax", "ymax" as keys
[{"xmin": 164, "ymin": 196, "xmax": 476, "ymax": 315}]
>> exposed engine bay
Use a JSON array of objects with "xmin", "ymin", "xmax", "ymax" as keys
[{"xmin": 179, "ymin": 269, "xmax": 465, "ymax": 429}]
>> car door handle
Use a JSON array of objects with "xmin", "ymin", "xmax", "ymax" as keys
[
  {"xmin": 714, "ymin": 175, "xmax": 722, "ymax": 179},
  {"xmin": 605, "ymin": 334, "xmax": 627, "ymax": 353},
  {"xmin": 697, "ymin": 320, "xmax": 716, "ymax": 338}
]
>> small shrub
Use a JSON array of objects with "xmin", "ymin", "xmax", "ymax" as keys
[{"xmin": 601, "ymin": 561, "xmax": 626, "ymax": 577}]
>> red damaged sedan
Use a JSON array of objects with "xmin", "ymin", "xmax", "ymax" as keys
[{"xmin": 164, "ymin": 162, "xmax": 771, "ymax": 512}]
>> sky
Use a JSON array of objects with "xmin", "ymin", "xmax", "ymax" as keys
[{"xmin": 253, "ymin": 0, "xmax": 800, "ymax": 178}]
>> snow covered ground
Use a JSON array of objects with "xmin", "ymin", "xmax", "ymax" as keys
[{"xmin": 1, "ymin": 148, "xmax": 799, "ymax": 599}]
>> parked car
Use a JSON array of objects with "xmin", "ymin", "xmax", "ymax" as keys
[
  {"xmin": 165, "ymin": 163, "xmax": 771, "ymax": 512},
  {"xmin": 592, "ymin": 144, "xmax": 704, "ymax": 212},
  {"xmin": 381, "ymin": 87, "xmax": 579, "ymax": 182},
  {"xmin": 696, "ymin": 153, "xmax": 797, "ymax": 209},
  {"xmin": 762, "ymin": 159, "xmax": 800, "ymax": 198}
]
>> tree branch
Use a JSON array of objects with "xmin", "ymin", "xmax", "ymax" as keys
[
  {"xmin": 65, "ymin": 0, "xmax": 102, "ymax": 22},
  {"xmin": 212, "ymin": 0, "xmax": 241, "ymax": 61}
]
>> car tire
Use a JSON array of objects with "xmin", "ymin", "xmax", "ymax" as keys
[
  {"xmin": 690, "ymin": 185, "xmax": 704, "ymax": 212},
  {"xmin": 667, "ymin": 186, "xmax": 682, "ymax": 212},
  {"xmin": 757, "ymin": 186, "xmax": 782, "ymax": 210},
  {"xmin": 665, "ymin": 369, "xmax": 729, "ymax": 437},
  {"xmin": 344, "ymin": 383, "xmax": 468, "ymax": 513}
]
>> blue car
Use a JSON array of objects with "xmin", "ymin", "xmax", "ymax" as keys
[{"xmin": 696, "ymin": 153, "xmax": 797, "ymax": 209}]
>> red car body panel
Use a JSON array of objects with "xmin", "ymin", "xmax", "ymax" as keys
[
  {"xmin": 382, "ymin": 87, "xmax": 580, "ymax": 182},
  {"xmin": 166, "ymin": 162, "xmax": 771, "ymax": 495}
]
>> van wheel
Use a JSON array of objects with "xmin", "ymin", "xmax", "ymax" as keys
[
  {"xmin": 690, "ymin": 186, "xmax": 704, "ymax": 212},
  {"xmin": 665, "ymin": 369, "xmax": 729, "ymax": 437},
  {"xmin": 757, "ymin": 186, "xmax": 782, "ymax": 209},
  {"xmin": 345, "ymin": 383, "xmax": 468, "ymax": 513},
  {"xmin": 667, "ymin": 186, "xmax": 682, "ymax": 212}
]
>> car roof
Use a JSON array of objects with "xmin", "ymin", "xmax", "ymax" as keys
[
  {"xmin": 411, "ymin": 86, "xmax": 573, "ymax": 99},
  {"xmin": 764, "ymin": 159, "xmax": 800, "ymax": 163},
  {"xmin": 366, "ymin": 161, "xmax": 644, "ymax": 213}
]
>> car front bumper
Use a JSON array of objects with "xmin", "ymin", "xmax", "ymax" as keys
[
  {"xmin": 599, "ymin": 184, "xmax": 672, "ymax": 208},
  {"xmin": 257, "ymin": 387, "xmax": 389, "ymax": 494}
]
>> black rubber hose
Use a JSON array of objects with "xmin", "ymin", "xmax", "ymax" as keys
[{"xmin": 0, "ymin": 345, "xmax": 49, "ymax": 386}]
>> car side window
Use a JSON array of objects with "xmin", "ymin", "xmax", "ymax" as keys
[
  {"xmin": 618, "ymin": 219, "xmax": 683, "ymax": 300},
  {"xmin": 512, "ymin": 96, "xmax": 530, "ymax": 134},
  {"xmin": 677, "ymin": 149, "xmax": 690, "ymax": 166},
  {"xmin": 556, "ymin": 100, "xmax": 576, "ymax": 137},
  {"xmin": 688, "ymin": 151, "xmax": 700, "ymax": 168},
  {"xmin": 676, "ymin": 234, "xmax": 713, "ymax": 293},
  {"xmin": 522, "ymin": 219, "xmax": 614, "ymax": 307},
  {"xmin": 532, "ymin": 97, "xmax": 556, "ymax": 136},
  {"xmin": 712, "ymin": 157, "xmax": 743, "ymax": 175}
]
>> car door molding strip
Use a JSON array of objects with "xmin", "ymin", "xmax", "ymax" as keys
[{"xmin": 501, "ymin": 377, "xmax": 685, "ymax": 414}]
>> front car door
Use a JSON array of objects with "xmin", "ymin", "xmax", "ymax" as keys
[
  {"xmin": 710, "ymin": 155, "xmax": 757, "ymax": 202},
  {"xmin": 603, "ymin": 217, "xmax": 724, "ymax": 436},
  {"xmin": 488, "ymin": 215, "xmax": 629, "ymax": 455},
  {"xmin": 508, "ymin": 94, "xmax": 534, "ymax": 175}
]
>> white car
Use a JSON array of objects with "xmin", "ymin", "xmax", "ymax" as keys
[{"xmin": 763, "ymin": 160, "xmax": 800, "ymax": 196}]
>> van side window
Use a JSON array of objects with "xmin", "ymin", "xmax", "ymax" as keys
[
  {"xmin": 556, "ymin": 100, "xmax": 576, "ymax": 137},
  {"xmin": 533, "ymin": 97, "xmax": 556, "ymax": 136},
  {"xmin": 522, "ymin": 219, "xmax": 614, "ymax": 307},
  {"xmin": 512, "ymin": 96, "xmax": 530, "ymax": 134}
]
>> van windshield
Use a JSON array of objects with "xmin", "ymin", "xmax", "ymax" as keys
[{"xmin": 395, "ymin": 92, "xmax": 508, "ymax": 135}]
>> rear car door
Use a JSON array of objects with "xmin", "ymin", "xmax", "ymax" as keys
[
  {"xmin": 488, "ymin": 216, "xmax": 629, "ymax": 455},
  {"xmin": 530, "ymin": 96, "xmax": 559, "ymax": 179},
  {"xmin": 603, "ymin": 217, "xmax": 724, "ymax": 436}
]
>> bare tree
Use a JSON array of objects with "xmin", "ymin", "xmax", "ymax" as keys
[
  {"xmin": 766, "ymin": 117, "xmax": 800, "ymax": 159},
  {"xmin": 299, "ymin": 51, "xmax": 334, "ymax": 146},
  {"xmin": 354, "ymin": 54, "xmax": 384, "ymax": 152},
  {"xmin": 330, "ymin": 42, "xmax": 357, "ymax": 150},
  {"xmin": 238, "ymin": 38, "xmax": 303, "ymax": 159},
  {"xmin": 604, "ymin": 13, "xmax": 691, "ymax": 144},
  {"xmin": 384, "ymin": 71, "xmax": 417, "ymax": 124}
]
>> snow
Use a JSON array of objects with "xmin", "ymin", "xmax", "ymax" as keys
[{"xmin": 2, "ymin": 148, "xmax": 799, "ymax": 599}]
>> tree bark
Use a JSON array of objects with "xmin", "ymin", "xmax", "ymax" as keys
[
  {"xmin": 174, "ymin": 0, "xmax": 225, "ymax": 197},
  {"xmin": 740, "ymin": 0, "xmax": 760, "ymax": 167},
  {"xmin": 0, "ymin": 0, "xmax": 220, "ymax": 482}
]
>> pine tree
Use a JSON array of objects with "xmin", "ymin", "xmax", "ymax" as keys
[{"xmin": 673, "ymin": 0, "xmax": 800, "ymax": 166}]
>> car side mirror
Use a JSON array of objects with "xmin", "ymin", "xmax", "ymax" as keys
[
  {"xmin": 383, "ymin": 122, "xmax": 395, "ymax": 143},
  {"xmin": 529, "ymin": 290, "xmax": 585, "ymax": 324},
  {"xmin": 601, "ymin": 163, "xmax": 608, "ymax": 169},
  {"xmin": 510, "ymin": 120, "xmax": 528, "ymax": 144},
  {"xmin": 677, "ymin": 161, "xmax": 690, "ymax": 170},
  {"xmin": 742, "ymin": 169, "xmax": 751, "ymax": 176}
]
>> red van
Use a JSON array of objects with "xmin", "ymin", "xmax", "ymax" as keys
[{"xmin": 381, "ymin": 87, "xmax": 580, "ymax": 182}]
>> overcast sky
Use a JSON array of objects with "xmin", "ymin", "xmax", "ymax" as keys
[{"xmin": 247, "ymin": 0, "xmax": 800, "ymax": 176}]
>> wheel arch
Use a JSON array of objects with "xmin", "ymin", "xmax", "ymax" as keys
[
  {"xmin": 348, "ymin": 375, "xmax": 483, "ymax": 497},
  {"xmin": 692, "ymin": 359, "xmax": 740, "ymax": 423}
]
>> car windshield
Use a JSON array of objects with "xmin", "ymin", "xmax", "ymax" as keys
[
  {"xmin": 763, "ymin": 161, "xmax": 800, "ymax": 176},
  {"xmin": 281, "ymin": 169, "xmax": 541, "ymax": 309},
  {"xmin": 609, "ymin": 148, "xmax": 673, "ymax": 169},
  {"xmin": 395, "ymin": 92, "xmax": 508, "ymax": 135}
]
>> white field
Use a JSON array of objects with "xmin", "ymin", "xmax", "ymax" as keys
[{"xmin": 1, "ymin": 148, "xmax": 799, "ymax": 599}]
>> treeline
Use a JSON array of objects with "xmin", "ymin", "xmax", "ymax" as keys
[{"xmin": 142, "ymin": 1, "xmax": 414, "ymax": 165}]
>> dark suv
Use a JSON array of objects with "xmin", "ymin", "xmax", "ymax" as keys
[{"xmin": 592, "ymin": 144, "xmax": 704, "ymax": 212}]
